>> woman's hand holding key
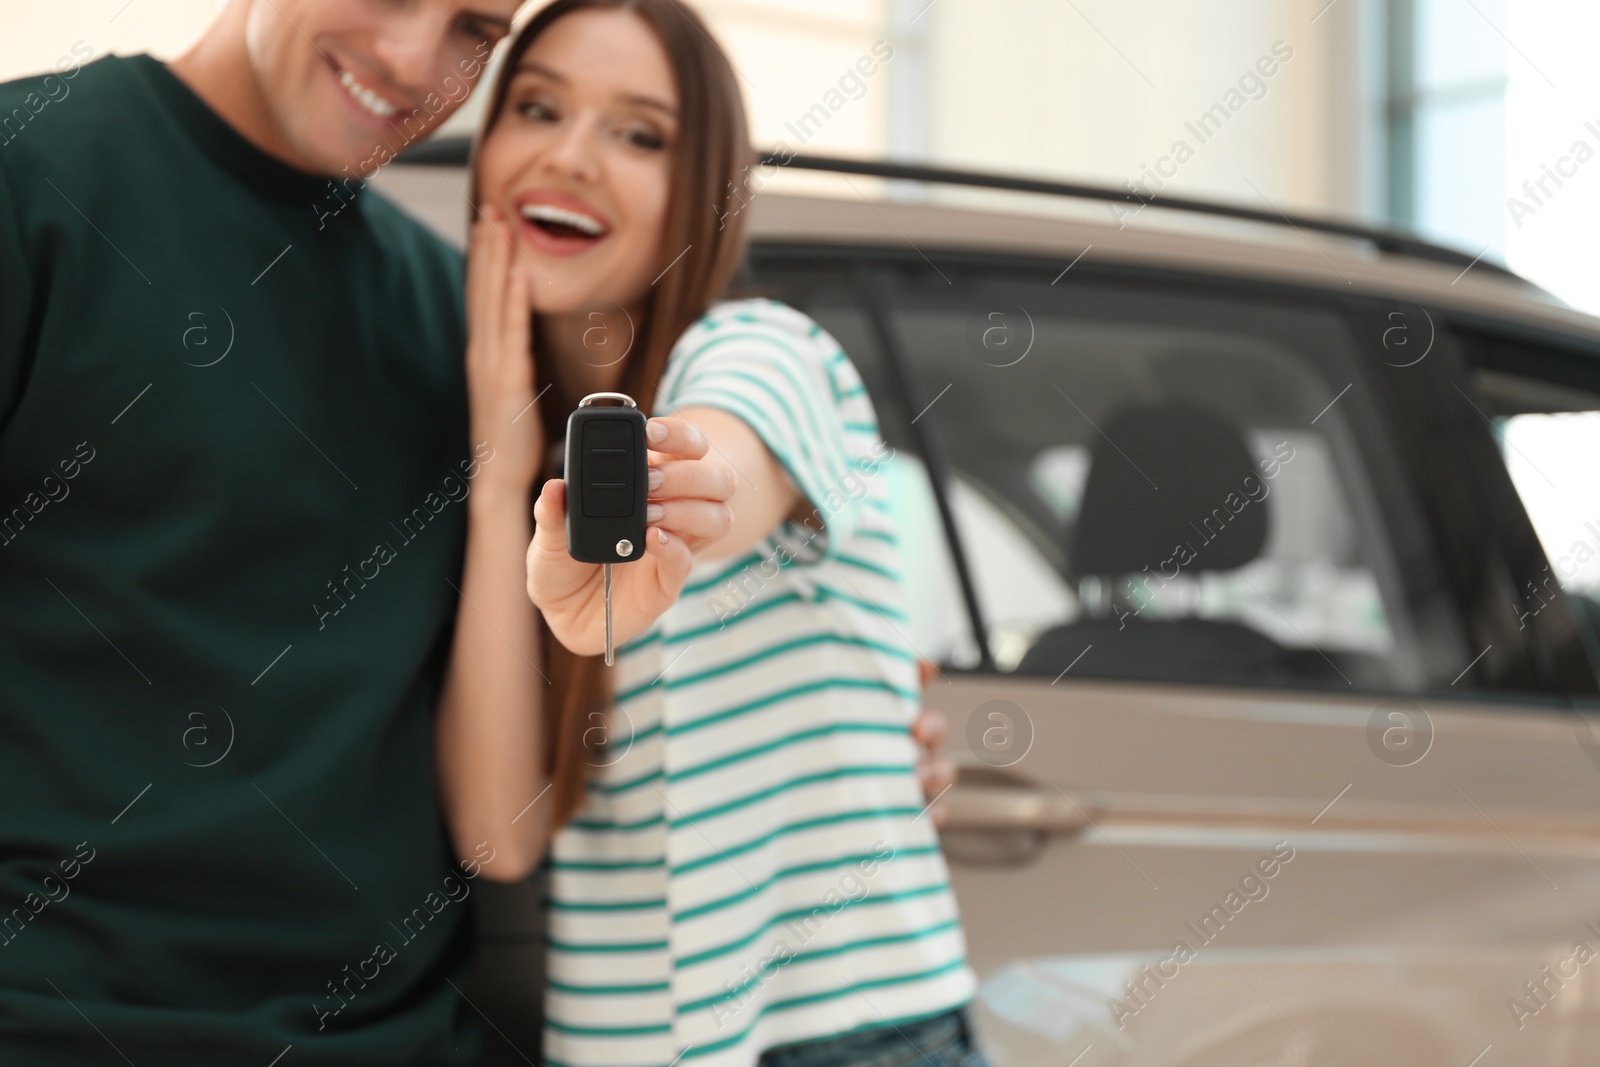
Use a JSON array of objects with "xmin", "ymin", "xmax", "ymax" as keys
[{"xmin": 527, "ymin": 415, "xmax": 735, "ymax": 657}]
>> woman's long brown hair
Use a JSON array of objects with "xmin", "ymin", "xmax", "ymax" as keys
[{"xmin": 470, "ymin": 0, "xmax": 753, "ymax": 830}]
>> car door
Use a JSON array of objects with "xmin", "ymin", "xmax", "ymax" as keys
[{"xmin": 747, "ymin": 244, "xmax": 1600, "ymax": 1067}]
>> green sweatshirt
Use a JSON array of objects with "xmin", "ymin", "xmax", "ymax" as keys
[{"xmin": 0, "ymin": 54, "xmax": 491, "ymax": 1065}]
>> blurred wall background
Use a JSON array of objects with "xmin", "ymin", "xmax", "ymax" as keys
[{"xmin": 6, "ymin": 0, "xmax": 1595, "ymax": 311}]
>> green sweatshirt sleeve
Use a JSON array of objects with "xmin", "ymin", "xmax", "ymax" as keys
[{"xmin": 0, "ymin": 157, "xmax": 29, "ymax": 434}]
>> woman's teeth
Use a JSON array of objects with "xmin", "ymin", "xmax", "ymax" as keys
[
  {"xmin": 338, "ymin": 70, "xmax": 398, "ymax": 118},
  {"xmin": 519, "ymin": 203, "xmax": 607, "ymax": 237}
]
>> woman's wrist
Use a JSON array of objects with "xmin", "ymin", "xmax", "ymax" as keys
[
  {"xmin": 467, "ymin": 419, "xmax": 545, "ymax": 481},
  {"xmin": 469, "ymin": 464, "xmax": 542, "ymax": 513}
]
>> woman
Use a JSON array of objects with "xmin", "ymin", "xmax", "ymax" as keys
[{"xmin": 434, "ymin": 2, "xmax": 984, "ymax": 1065}]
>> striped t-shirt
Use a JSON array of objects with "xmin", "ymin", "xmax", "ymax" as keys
[{"xmin": 543, "ymin": 298, "xmax": 976, "ymax": 1067}]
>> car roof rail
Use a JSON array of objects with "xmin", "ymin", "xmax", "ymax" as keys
[
  {"xmin": 759, "ymin": 151, "xmax": 1514, "ymax": 278},
  {"xmin": 396, "ymin": 135, "xmax": 1512, "ymax": 279}
]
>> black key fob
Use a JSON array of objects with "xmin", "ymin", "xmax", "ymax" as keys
[{"xmin": 564, "ymin": 392, "xmax": 648, "ymax": 565}]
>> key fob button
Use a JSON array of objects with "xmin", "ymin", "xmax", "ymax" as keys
[{"xmin": 582, "ymin": 420, "xmax": 634, "ymax": 518}]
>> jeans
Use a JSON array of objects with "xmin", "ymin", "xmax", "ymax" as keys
[{"xmin": 756, "ymin": 1008, "xmax": 989, "ymax": 1067}]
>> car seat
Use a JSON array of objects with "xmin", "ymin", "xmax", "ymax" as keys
[{"xmin": 1018, "ymin": 403, "xmax": 1341, "ymax": 685}]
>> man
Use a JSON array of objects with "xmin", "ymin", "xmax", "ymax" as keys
[
  {"xmin": 0, "ymin": 3, "xmax": 519, "ymax": 1064},
  {"xmin": 0, "ymin": 2, "xmax": 956, "ymax": 1063}
]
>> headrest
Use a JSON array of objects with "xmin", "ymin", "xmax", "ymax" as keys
[{"xmin": 1069, "ymin": 404, "xmax": 1268, "ymax": 577}]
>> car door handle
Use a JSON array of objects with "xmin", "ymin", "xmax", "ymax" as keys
[
  {"xmin": 937, "ymin": 766, "xmax": 1103, "ymax": 866},
  {"xmin": 941, "ymin": 766, "xmax": 1103, "ymax": 835}
]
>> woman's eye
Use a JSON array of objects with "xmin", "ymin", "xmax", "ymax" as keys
[{"xmin": 621, "ymin": 127, "xmax": 666, "ymax": 151}]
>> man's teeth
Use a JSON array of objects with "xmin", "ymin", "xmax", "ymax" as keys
[
  {"xmin": 520, "ymin": 203, "xmax": 606, "ymax": 237},
  {"xmin": 339, "ymin": 70, "xmax": 397, "ymax": 118}
]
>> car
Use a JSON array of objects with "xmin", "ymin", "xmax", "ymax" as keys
[{"xmin": 380, "ymin": 140, "xmax": 1600, "ymax": 1066}]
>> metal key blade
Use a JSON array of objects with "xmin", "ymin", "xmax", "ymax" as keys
[{"xmin": 603, "ymin": 562, "xmax": 614, "ymax": 666}]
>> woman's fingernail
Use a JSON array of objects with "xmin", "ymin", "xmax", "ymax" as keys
[
  {"xmin": 657, "ymin": 528, "xmax": 669, "ymax": 545},
  {"xmin": 647, "ymin": 504, "xmax": 664, "ymax": 523},
  {"xmin": 648, "ymin": 468, "xmax": 664, "ymax": 491},
  {"xmin": 646, "ymin": 420, "xmax": 667, "ymax": 443}
]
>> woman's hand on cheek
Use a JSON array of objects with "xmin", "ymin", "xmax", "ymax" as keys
[{"xmin": 465, "ymin": 205, "xmax": 543, "ymax": 491}]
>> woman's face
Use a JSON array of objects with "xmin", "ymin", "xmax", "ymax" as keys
[{"xmin": 476, "ymin": 9, "xmax": 679, "ymax": 317}]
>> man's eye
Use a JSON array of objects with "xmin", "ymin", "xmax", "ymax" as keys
[
  {"xmin": 515, "ymin": 101, "xmax": 558, "ymax": 122},
  {"xmin": 454, "ymin": 16, "xmax": 500, "ymax": 44}
]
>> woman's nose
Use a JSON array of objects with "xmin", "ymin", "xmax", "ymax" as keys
[{"xmin": 543, "ymin": 120, "xmax": 602, "ymax": 184}]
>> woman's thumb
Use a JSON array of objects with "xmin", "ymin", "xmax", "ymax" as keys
[{"xmin": 530, "ymin": 479, "xmax": 569, "ymax": 555}]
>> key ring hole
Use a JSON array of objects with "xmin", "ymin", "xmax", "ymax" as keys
[{"xmin": 577, "ymin": 391, "xmax": 637, "ymax": 408}]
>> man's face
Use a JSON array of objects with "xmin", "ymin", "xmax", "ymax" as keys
[{"xmin": 243, "ymin": 0, "xmax": 523, "ymax": 176}]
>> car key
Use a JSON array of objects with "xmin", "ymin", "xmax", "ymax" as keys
[{"xmin": 564, "ymin": 392, "xmax": 648, "ymax": 665}]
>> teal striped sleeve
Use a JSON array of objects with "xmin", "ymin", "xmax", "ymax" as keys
[{"xmin": 662, "ymin": 308, "xmax": 863, "ymax": 562}]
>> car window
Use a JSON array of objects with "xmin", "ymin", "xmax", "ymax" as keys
[
  {"xmin": 889, "ymin": 457, "xmax": 1069, "ymax": 667},
  {"xmin": 868, "ymin": 260, "xmax": 1474, "ymax": 693},
  {"xmin": 1471, "ymin": 364, "xmax": 1600, "ymax": 654}
]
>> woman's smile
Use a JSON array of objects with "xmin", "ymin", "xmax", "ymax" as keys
[{"xmin": 513, "ymin": 188, "xmax": 612, "ymax": 255}]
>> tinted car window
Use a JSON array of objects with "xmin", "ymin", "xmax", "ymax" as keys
[
  {"xmin": 858, "ymin": 258, "xmax": 1474, "ymax": 692},
  {"xmin": 1467, "ymin": 354, "xmax": 1600, "ymax": 666}
]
